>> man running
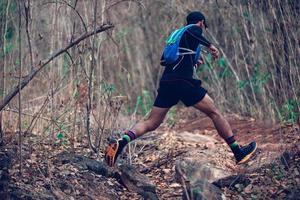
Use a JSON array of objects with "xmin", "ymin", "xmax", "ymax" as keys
[{"xmin": 105, "ymin": 11, "xmax": 257, "ymax": 167}]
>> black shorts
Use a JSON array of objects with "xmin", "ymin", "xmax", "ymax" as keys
[{"xmin": 153, "ymin": 78, "xmax": 207, "ymax": 108}]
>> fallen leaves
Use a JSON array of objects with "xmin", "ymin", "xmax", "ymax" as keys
[{"xmin": 2, "ymin": 112, "xmax": 300, "ymax": 200}]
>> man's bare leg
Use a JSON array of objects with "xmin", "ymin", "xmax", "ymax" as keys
[
  {"xmin": 193, "ymin": 94, "xmax": 233, "ymax": 140},
  {"xmin": 105, "ymin": 106, "xmax": 169, "ymax": 166},
  {"xmin": 193, "ymin": 94, "xmax": 257, "ymax": 164},
  {"xmin": 131, "ymin": 106, "xmax": 170, "ymax": 137}
]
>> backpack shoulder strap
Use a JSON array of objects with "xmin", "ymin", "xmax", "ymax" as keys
[{"xmin": 165, "ymin": 24, "xmax": 196, "ymax": 45}]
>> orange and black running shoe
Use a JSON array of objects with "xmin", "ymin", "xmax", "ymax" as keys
[
  {"xmin": 105, "ymin": 139, "xmax": 120, "ymax": 167},
  {"xmin": 235, "ymin": 141, "xmax": 257, "ymax": 164}
]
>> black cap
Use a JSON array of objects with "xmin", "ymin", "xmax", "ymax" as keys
[{"xmin": 186, "ymin": 11, "xmax": 208, "ymax": 28}]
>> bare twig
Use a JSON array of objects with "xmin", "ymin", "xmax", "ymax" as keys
[
  {"xmin": 44, "ymin": 0, "xmax": 87, "ymax": 32},
  {"xmin": 86, "ymin": 0, "xmax": 99, "ymax": 153},
  {"xmin": 176, "ymin": 164, "xmax": 191, "ymax": 200},
  {"xmin": 0, "ymin": 0, "xmax": 11, "ymax": 144},
  {"xmin": 104, "ymin": 0, "xmax": 145, "ymax": 13},
  {"xmin": 3, "ymin": 108, "xmax": 53, "ymax": 122},
  {"xmin": 18, "ymin": 0, "xmax": 23, "ymax": 176},
  {"xmin": 24, "ymin": 0, "xmax": 34, "ymax": 69},
  {"xmin": 140, "ymin": 150, "xmax": 186, "ymax": 173}
]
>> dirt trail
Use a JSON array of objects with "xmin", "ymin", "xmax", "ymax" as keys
[
  {"xmin": 176, "ymin": 113, "xmax": 299, "ymax": 167},
  {"xmin": 1, "ymin": 108, "xmax": 299, "ymax": 199},
  {"xmin": 132, "ymin": 110, "xmax": 300, "ymax": 199}
]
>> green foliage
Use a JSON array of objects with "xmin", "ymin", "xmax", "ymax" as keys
[
  {"xmin": 100, "ymin": 82, "xmax": 116, "ymax": 108},
  {"xmin": 5, "ymin": 26, "xmax": 15, "ymax": 40},
  {"xmin": 251, "ymin": 63, "xmax": 270, "ymax": 93},
  {"xmin": 251, "ymin": 194, "xmax": 258, "ymax": 200},
  {"xmin": 1, "ymin": 1, "xmax": 17, "ymax": 56},
  {"xmin": 204, "ymin": 54, "xmax": 213, "ymax": 70},
  {"xmin": 196, "ymin": 56, "xmax": 232, "ymax": 84},
  {"xmin": 0, "ymin": 88, "xmax": 3, "ymax": 97},
  {"xmin": 269, "ymin": 164, "xmax": 286, "ymax": 181},
  {"xmin": 240, "ymin": 0, "xmax": 250, "ymax": 6},
  {"xmin": 55, "ymin": 122, "xmax": 69, "ymax": 146},
  {"xmin": 43, "ymin": 126, "xmax": 50, "ymax": 134},
  {"xmin": 191, "ymin": 187, "xmax": 201, "ymax": 197},
  {"xmin": 236, "ymin": 62, "xmax": 270, "ymax": 92},
  {"xmin": 115, "ymin": 27, "xmax": 131, "ymax": 41},
  {"xmin": 217, "ymin": 57, "xmax": 227, "ymax": 68},
  {"xmin": 166, "ymin": 107, "xmax": 177, "ymax": 126},
  {"xmin": 217, "ymin": 57, "xmax": 233, "ymax": 79},
  {"xmin": 242, "ymin": 11, "xmax": 253, "ymax": 21},
  {"xmin": 237, "ymin": 80, "xmax": 248, "ymax": 89},
  {"xmin": 196, "ymin": 54, "xmax": 211, "ymax": 73},
  {"xmin": 102, "ymin": 82, "xmax": 116, "ymax": 96},
  {"xmin": 56, "ymin": 132, "xmax": 64, "ymax": 140},
  {"xmin": 21, "ymin": 120, "xmax": 30, "ymax": 130},
  {"xmin": 279, "ymin": 99, "xmax": 299, "ymax": 124},
  {"xmin": 141, "ymin": 90, "xmax": 153, "ymax": 115},
  {"xmin": 62, "ymin": 54, "xmax": 70, "ymax": 76},
  {"xmin": 265, "ymin": 27, "xmax": 273, "ymax": 32},
  {"xmin": 0, "ymin": 0, "xmax": 17, "ymax": 16},
  {"xmin": 4, "ymin": 40, "xmax": 14, "ymax": 55},
  {"xmin": 132, "ymin": 90, "xmax": 153, "ymax": 116},
  {"xmin": 197, "ymin": 54, "xmax": 213, "ymax": 84}
]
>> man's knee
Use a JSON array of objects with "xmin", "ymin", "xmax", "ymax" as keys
[
  {"xmin": 207, "ymin": 108, "xmax": 222, "ymax": 119},
  {"xmin": 197, "ymin": 95, "xmax": 222, "ymax": 118}
]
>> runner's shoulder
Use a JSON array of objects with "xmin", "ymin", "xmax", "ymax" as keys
[{"xmin": 187, "ymin": 25, "xmax": 203, "ymax": 36}]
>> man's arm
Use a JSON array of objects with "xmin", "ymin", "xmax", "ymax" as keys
[
  {"xmin": 187, "ymin": 28, "xmax": 211, "ymax": 47},
  {"xmin": 187, "ymin": 27, "xmax": 220, "ymax": 60}
]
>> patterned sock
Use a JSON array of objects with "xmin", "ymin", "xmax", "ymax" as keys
[
  {"xmin": 118, "ymin": 130, "xmax": 137, "ymax": 150},
  {"xmin": 225, "ymin": 136, "xmax": 241, "ymax": 155}
]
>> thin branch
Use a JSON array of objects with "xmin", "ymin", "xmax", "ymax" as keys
[
  {"xmin": 24, "ymin": 0, "xmax": 34, "ymax": 69},
  {"xmin": 104, "ymin": 0, "xmax": 145, "ymax": 13},
  {"xmin": 18, "ymin": 0, "xmax": 23, "ymax": 176},
  {"xmin": 3, "ymin": 108, "xmax": 53, "ymax": 122},
  {"xmin": 86, "ymin": 0, "xmax": 99, "ymax": 153},
  {"xmin": 0, "ymin": 24, "xmax": 114, "ymax": 112},
  {"xmin": 44, "ymin": 0, "xmax": 88, "ymax": 32}
]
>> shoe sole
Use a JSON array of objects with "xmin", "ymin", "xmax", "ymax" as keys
[
  {"xmin": 105, "ymin": 139, "xmax": 119, "ymax": 167},
  {"xmin": 237, "ymin": 143, "xmax": 257, "ymax": 165}
]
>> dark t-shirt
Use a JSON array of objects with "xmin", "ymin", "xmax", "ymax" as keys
[{"xmin": 160, "ymin": 26, "xmax": 211, "ymax": 79}]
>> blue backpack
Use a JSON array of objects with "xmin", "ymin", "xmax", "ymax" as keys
[{"xmin": 162, "ymin": 24, "xmax": 202, "ymax": 67}]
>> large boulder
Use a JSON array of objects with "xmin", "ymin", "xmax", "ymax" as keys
[
  {"xmin": 56, "ymin": 152, "xmax": 158, "ymax": 199},
  {"xmin": 120, "ymin": 164, "xmax": 158, "ymax": 200},
  {"xmin": 175, "ymin": 159, "xmax": 227, "ymax": 200}
]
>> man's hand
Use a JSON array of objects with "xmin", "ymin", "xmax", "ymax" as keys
[
  {"xmin": 195, "ymin": 57, "xmax": 204, "ymax": 68},
  {"xmin": 209, "ymin": 44, "xmax": 219, "ymax": 60}
]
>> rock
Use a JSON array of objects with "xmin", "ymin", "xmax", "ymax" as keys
[
  {"xmin": 182, "ymin": 179, "xmax": 226, "ymax": 200},
  {"xmin": 204, "ymin": 142, "xmax": 216, "ymax": 149},
  {"xmin": 212, "ymin": 174, "xmax": 250, "ymax": 189},
  {"xmin": 55, "ymin": 152, "xmax": 122, "ymax": 200},
  {"xmin": 9, "ymin": 185, "xmax": 56, "ymax": 200},
  {"xmin": 119, "ymin": 164, "xmax": 158, "ymax": 200},
  {"xmin": 176, "ymin": 131, "xmax": 218, "ymax": 144},
  {"xmin": 169, "ymin": 183, "xmax": 181, "ymax": 188},
  {"xmin": 175, "ymin": 158, "xmax": 229, "ymax": 183},
  {"xmin": 56, "ymin": 152, "xmax": 158, "ymax": 199},
  {"xmin": 175, "ymin": 160, "xmax": 226, "ymax": 200},
  {"xmin": 162, "ymin": 168, "xmax": 171, "ymax": 174},
  {"xmin": 56, "ymin": 152, "xmax": 116, "ymax": 178},
  {"xmin": 244, "ymin": 184, "xmax": 253, "ymax": 194}
]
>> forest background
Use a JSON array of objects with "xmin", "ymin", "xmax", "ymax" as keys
[{"xmin": 0, "ymin": 0, "xmax": 299, "ymax": 151}]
